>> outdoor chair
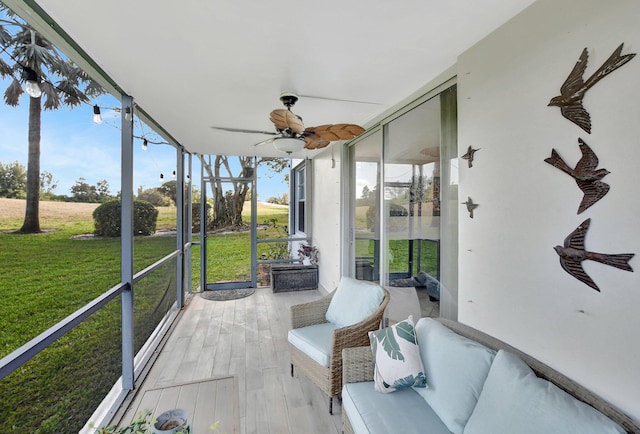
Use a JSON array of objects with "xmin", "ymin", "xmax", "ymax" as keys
[{"xmin": 288, "ymin": 277, "xmax": 390, "ymax": 413}]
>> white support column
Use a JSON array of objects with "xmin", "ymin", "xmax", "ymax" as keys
[
  {"xmin": 176, "ymin": 146, "xmax": 185, "ymax": 308},
  {"xmin": 186, "ymin": 154, "xmax": 193, "ymax": 293},
  {"xmin": 120, "ymin": 94, "xmax": 135, "ymax": 390}
]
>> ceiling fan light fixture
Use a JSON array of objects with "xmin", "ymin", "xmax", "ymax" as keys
[{"xmin": 273, "ymin": 137, "xmax": 305, "ymax": 154}]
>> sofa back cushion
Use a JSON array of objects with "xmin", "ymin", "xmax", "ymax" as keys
[
  {"xmin": 325, "ymin": 277, "xmax": 385, "ymax": 327},
  {"xmin": 413, "ymin": 318, "xmax": 496, "ymax": 434},
  {"xmin": 463, "ymin": 350, "xmax": 626, "ymax": 434}
]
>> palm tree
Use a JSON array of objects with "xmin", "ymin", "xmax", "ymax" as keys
[{"xmin": 0, "ymin": 6, "xmax": 104, "ymax": 233}]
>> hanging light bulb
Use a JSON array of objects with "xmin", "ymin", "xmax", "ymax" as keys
[
  {"xmin": 159, "ymin": 173, "xmax": 164, "ymax": 182},
  {"xmin": 93, "ymin": 105, "xmax": 103, "ymax": 124},
  {"xmin": 124, "ymin": 107, "xmax": 132, "ymax": 121},
  {"xmin": 142, "ymin": 139, "xmax": 148, "ymax": 150},
  {"xmin": 23, "ymin": 67, "xmax": 42, "ymax": 98},
  {"xmin": 172, "ymin": 170, "xmax": 176, "ymax": 179}
]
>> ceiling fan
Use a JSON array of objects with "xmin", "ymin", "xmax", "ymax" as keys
[{"xmin": 211, "ymin": 93, "xmax": 365, "ymax": 154}]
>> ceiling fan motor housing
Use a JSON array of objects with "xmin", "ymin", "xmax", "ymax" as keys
[{"xmin": 280, "ymin": 92, "xmax": 298, "ymax": 109}]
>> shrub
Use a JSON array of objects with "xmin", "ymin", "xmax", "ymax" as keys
[{"xmin": 93, "ymin": 200, "xmax": 159, "ymax": 237}]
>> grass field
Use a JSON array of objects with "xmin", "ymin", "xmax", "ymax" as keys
[{"xmin": 0, "ymin": 198, "xmax": 288, "ymax": 433}]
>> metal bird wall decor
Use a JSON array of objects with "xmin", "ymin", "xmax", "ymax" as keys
[
  {"xmin": 548, "ymin": 43, "xmax": 635, "ymax": 133},
  {"xmin": 461, "ymin": 146, "xmax": 480, "ymax": 168},
  {"xmin": 554, "ymin": 218, "xmax": 634, "ymax": 292},
  {"xmin": 462, "ymin": 197, "xmax": 478, "ymax": 218},
  {"xmin": 544, "ymin": 138, "xmax": 610, "ymax": 214}
]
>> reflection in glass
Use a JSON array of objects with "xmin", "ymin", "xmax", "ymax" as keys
[{"xmin": 352, "ymin": 131, "xmax": 382, "ymax": 281}]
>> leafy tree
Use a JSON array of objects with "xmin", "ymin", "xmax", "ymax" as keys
[
  {"xmin": 361, "ymin": 185, "xmax": 371, "ymax": 200},
  {"xmin": 69, "ymin": 177, "xmax": 112, "ymax": 203},
  {"xmin": 137, "ymin": 186, "xmax": 171, "ymax": 206},
  {"xmin": 0, "ymin": 160, "xmax": 26, "ymax": 198},
  {"xmin": 96, "ymin": 179, "xmax": 111, "ymax": 202},
  {"xmin": 157, "ymin": 180, "xmax": 176, "ymax": 204},
  {"xmin": 39, "ymin": 170, "xmax": 57, "ymax": 194},
  {"xmin": 70, "ymin": 177, "xmax": 97, "ymax": 202},
  {"xmin": 199, "ymin": 156, "xmax": 289, "ymax": 230},
  {"xmin": 0, "ymin": 6, "xmax": 104, "ymax": 232},
  {"xmin": 266, "ymin": 193, "xmax": 289, "ymax": 205}
]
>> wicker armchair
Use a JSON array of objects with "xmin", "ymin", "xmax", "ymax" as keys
[{"xmin": 289, "ymin": 286, "xmax": 390, "ymax": 414}]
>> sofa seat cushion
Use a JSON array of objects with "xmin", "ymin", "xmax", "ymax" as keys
[
  {"xmin": 463, "ymin": 350, "xmax": 626, "ymax": 434},
  {"xmin": 413, "ymin": 318, "xmax": 496, "ymax": 434},
  {"xmin": 288, "ymin": 322, "xmax": 340, "ymax": 368},
  {"xmin": 343, "ymin": 381, "xmax": 452, "ymax": 434},
  {"xmin": 325, "ymin": 277, "xmax": 385, "ymax": 327}
]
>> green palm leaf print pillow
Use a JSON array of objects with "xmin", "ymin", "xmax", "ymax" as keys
[{"xmin": 369, "ymin": 315, "xmax": 427, "ymax": 393}]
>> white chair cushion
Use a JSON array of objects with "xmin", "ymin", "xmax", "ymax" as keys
[
  {"xmin": 463, "ymin": 350, "xmax": 626, "ymax": 434},
  {"xmin": 413, "ymin": 318, "xmax": 495, "ymax": 434},
  {"xmin": 287, "ymin": 322, "xmax": 340, "ymax": 368},
  {"xmin": 325, "ymin": 277, "xmax": 385, "ymax": 327}
]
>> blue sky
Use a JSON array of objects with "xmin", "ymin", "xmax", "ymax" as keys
[{"xmin": 0, "ymin": 76, "xmax": 288, "ymax": 201}]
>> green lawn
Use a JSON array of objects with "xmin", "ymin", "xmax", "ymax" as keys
[{"xmin": 0, "ymin": 199, "xmax": 288, "ymax": 433}]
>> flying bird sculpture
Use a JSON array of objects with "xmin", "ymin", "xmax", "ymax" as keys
[
  {"xmin": 548, "ymin": 43, "xmax": 635, "ymax": 133},
  {"xmin": 462, "ymin": 197, "xmax": 479, "ymax": 218},
  {"xmin": 461, "ymin": 146, "xmax": 480, "ymax": 168},
  {"xmin": 544, "ymin": 138, "xmax": 610, "ymax": 214},
  {"xmin": 554, "ymin": 218, "xmax": 634, "ymax": 292}
]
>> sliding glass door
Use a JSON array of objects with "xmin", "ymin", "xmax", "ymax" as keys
[{"xmin": 347, "ymin": 83, "xmax": 458, "ymax": 321}]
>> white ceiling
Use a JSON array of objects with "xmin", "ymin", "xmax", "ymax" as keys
[{"xmin": 7, "ymin": 0, "xmax": 535, "ymax": 158}]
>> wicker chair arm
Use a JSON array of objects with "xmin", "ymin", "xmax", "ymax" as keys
[
  {"xmin": 290, "ymin": 292, "xmax": 334, "ymax": 329},
  {"xmin": 342, "ymin": 346, "xmax": 374, "ymax": 384}
]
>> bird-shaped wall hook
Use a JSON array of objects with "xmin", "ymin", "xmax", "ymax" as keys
[
  {"xmin": 461, "ymin": 146, "xmax": 480, "ymax": 168},
  {"xmin": 462, "ymin": 197, "xmax": 479, "ymax": 218},
  {"xmin": 554, "ymin": 218, "xmax": 634, "ymax": 292},
  {"xmin": 548, "ymin": 43, "xmax": 635, "ymax": 133},
  {"xmin": 544, "ymin": 138, "xmax": 610, "ymax": 214}
]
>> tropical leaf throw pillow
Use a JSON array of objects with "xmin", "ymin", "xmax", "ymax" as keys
[{"xmin": 369, "ymin": 315, "xmax": 427, "ymax": 393}]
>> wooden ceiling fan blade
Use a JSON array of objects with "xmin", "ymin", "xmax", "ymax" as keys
[
  {"xmin": 304, "ymin": 137, "xmax": 330, "ymax": 150},
  {"xmin": 311, "ymin": 124, "xmax": 365, "ymax": 141},
  {"xmin": 253, "ymin": 138, "xmax": 276, "ymax": 147},
  {"xmin": 270, "ymin": 109, "xmax": 305, "ymax": 134},
  {"xmin": 211, "ymin": 126, "xmax": 278, "ymax": 135}
]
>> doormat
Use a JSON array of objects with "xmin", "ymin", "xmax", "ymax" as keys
[{"xmin": 200, "ymin": 288, "xmax": 255, "ymax": 301}]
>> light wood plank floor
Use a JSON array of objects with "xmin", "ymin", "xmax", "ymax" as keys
[{"xmin": 117, "ymin": 288, "xmax": 342, "ymax": 434}]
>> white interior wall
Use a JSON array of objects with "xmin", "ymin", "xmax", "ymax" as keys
[
  {"xmin": 310, "ymin": 146, "xmax": 343, "ymax": 293},
  {"xmin": 457, "ymin": 0, "xmax": 640, "ymax": 420}
]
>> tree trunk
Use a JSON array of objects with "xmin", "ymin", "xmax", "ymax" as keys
[
  {"xmin": 200, "ymin": 155, "xmax": 252, "ymax": 230},
  {"xmin": 19, "ymin": 96, "xmax": 42, "ymax": 233}
]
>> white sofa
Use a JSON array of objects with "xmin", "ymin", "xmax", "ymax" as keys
[{"xmin": 342, "ymin": 318, "xmax": 640, "ymax": 434}]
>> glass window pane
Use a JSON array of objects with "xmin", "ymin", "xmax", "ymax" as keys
[{"xmin": 352, "ymin": 130, "xmax": 382, "ymax": 281}]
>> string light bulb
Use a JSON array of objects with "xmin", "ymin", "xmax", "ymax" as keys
[
  {"xmin": 93, "ymin": 105, "xmax": 102, "ymax": 124},
  {"xmin": 159, "ymin": 173, "xmax": 164, "ymax": 182},
  {"xmin": 172, "ymin": 170, "xmax": 176, "ymax": 179},
  {"xmin": 23, "ymin": 67, "xmax": 42, "ymax": 98},
  {"xmin": 142, "ymin": 139, "xmax": 148, "ymax": 150},
  {"xmin": 124, "ymin": 106, "xmax": 132, "ymax": 121}
]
